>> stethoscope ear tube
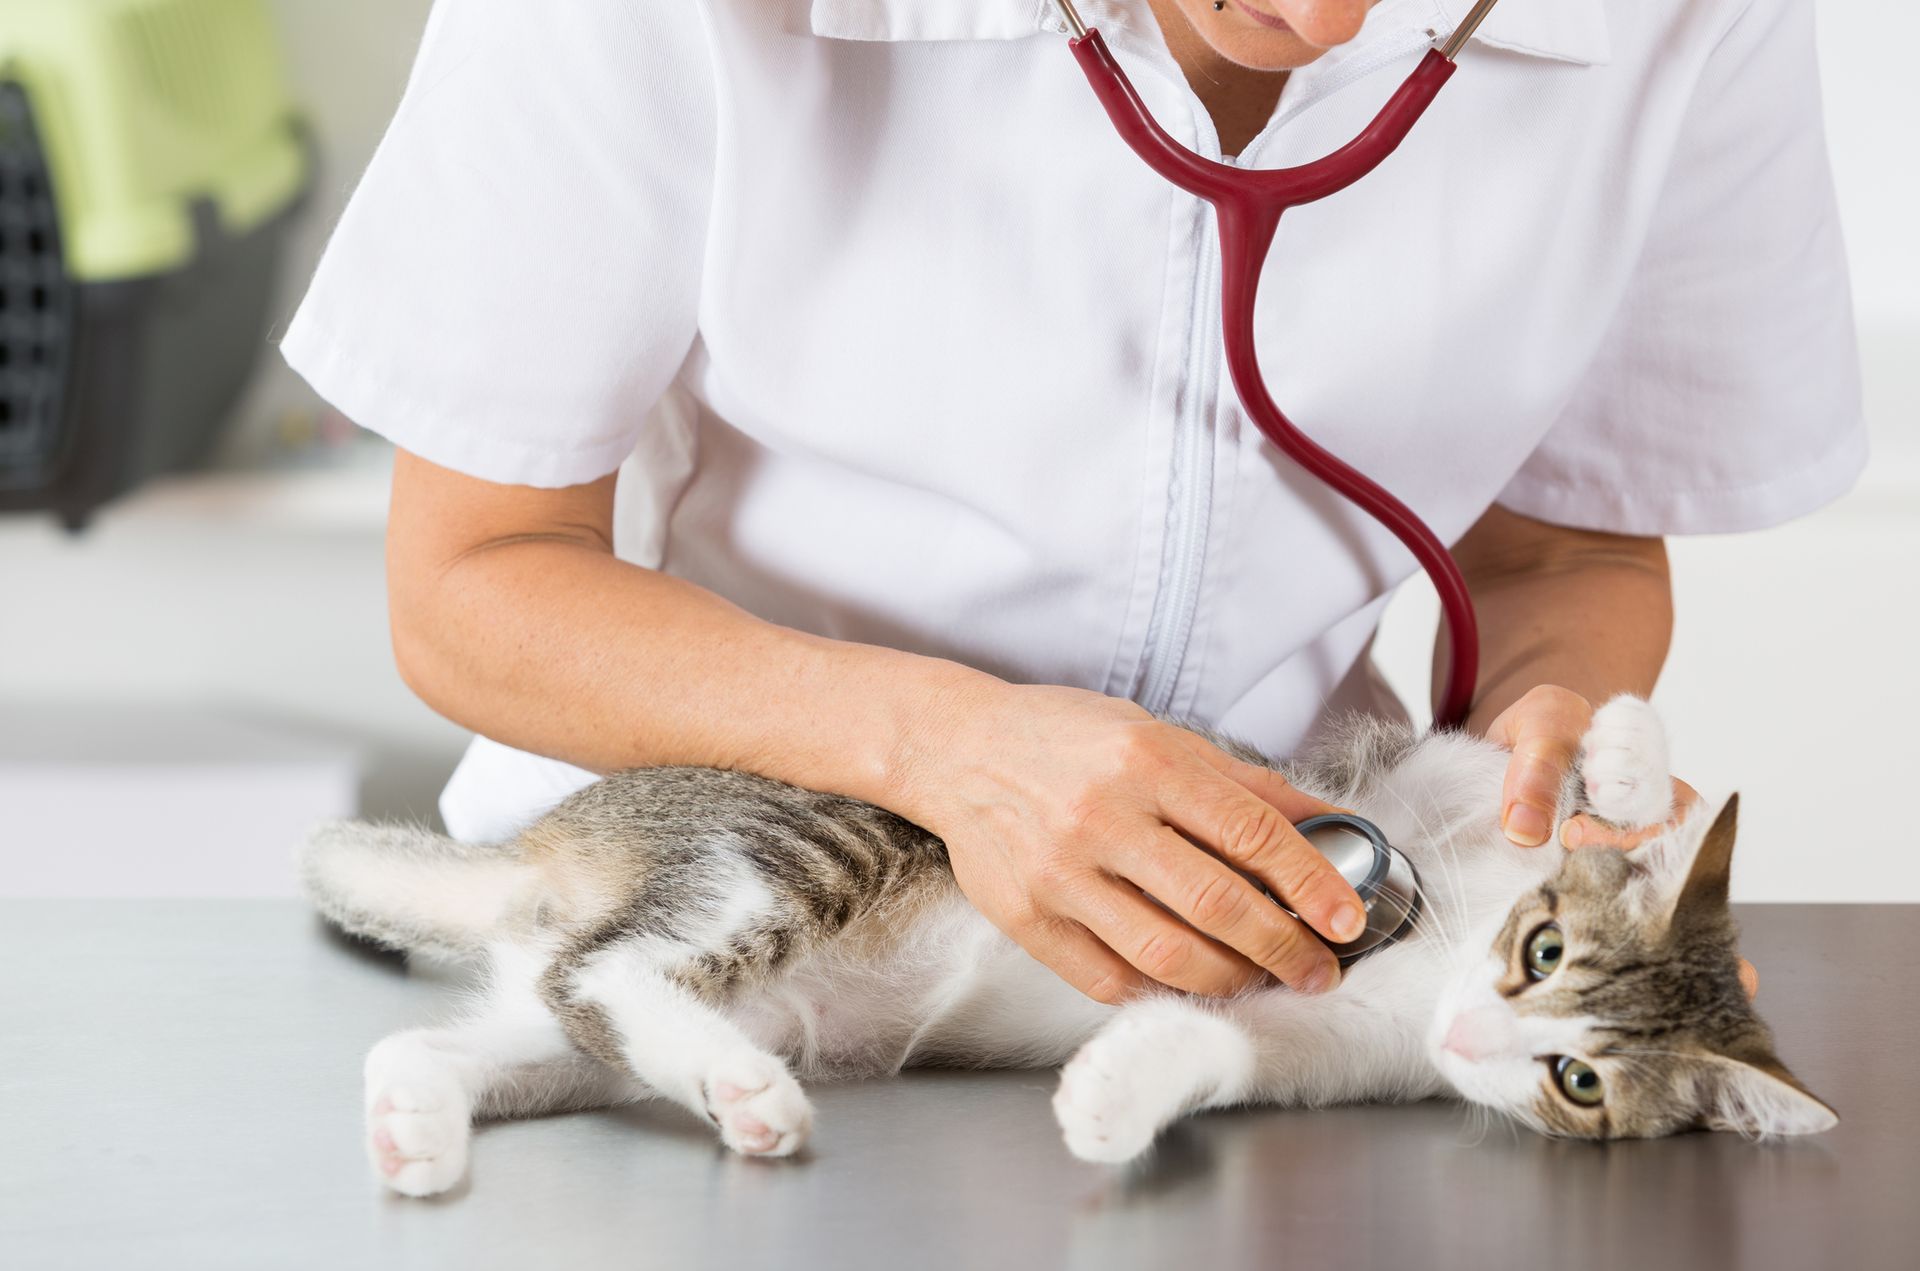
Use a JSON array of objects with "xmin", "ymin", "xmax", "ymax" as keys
[
  {"xmin": 1047, "ymin": 3, "xmax": 1494, "ymax": 730},
  {"xmin": 1048, "ymin": 0, "xmax": 1506, "ymax": 61}
]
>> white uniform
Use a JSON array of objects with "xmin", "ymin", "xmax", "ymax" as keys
[{"xmin": 283, "ymin": 0, "xmax": 1865, "ymax": 843}]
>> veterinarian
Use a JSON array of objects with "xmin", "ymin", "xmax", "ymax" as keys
[{"xmin": 285, "ymin": 0, "xmax": 1857, "ymax": 1003}]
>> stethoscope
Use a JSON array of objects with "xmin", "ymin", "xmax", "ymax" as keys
[
  {"xmin": 1046, "ymin": 0, "xmax": 1509, "ymax": 956},
  {"xmin": 1284, "ymin": 814, "xmax": 1423, "ymax": 963},
  {"xmin": 1046, "ymin": 0, "xmax": 1506, "ymax": 734}
]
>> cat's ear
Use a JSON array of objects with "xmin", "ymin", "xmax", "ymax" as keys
[
  {"xmin": 1670, "ymin": 793, "xmax": 1738, "ymax": 923},
  {"xmin": 1625, "ymin": 794, "xmax": 1739, "ymax": 926},
  {"xmin": 1694, "ymin": 1051, "xmax": 1838, "ymax": 1138}
]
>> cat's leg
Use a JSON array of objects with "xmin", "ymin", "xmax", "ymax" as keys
[
  {"xmin": 470, "ymin": 1054, "xmax": 642, "ymax": 1122},
  {"xmin": 1054, "ymin": 990, "xmax": 1434, "ymax": 1164},
  {"xmin": 541, "ymin": 938, "xmax": 813, "ymax": 1158},
  {"xmin": 1053, "ymin": 997, "xmax": 1258, "ymax": 1163},
  {"xmin": 364, "ymin": 941, "xmax": 579, "ymax": 1197},
  {"xmin": 526, "ymin": 805, "xmax": 948, "ymax": 1158},
  {"xmin": 1577, "ymin": 695, "xmax": 1674, "ymax": 828}
]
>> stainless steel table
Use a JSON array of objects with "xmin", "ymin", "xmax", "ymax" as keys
[{"xmin": 3, "ymin": 901, "xmax": 1914, "ymax": 1270}]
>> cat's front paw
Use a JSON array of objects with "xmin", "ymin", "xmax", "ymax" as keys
[
  {"xmin": 1054, "ymin": 1038, "xmax": 1165, "ymax": 1164},
  {"xmin": 1580, "ymin": 696, "xmax": 1673, "ymax": 829},
  {"xmin": 702, "ymin": 1052, "xmax": 812, "ymax": 1158},
  {"xmin": 365, "ymin": 1038, "xmax": 472, "ymax": 1198},
  {"xmin": 1053, "ymin": 1006, "xmax": 1254, "ymax": 1165}
]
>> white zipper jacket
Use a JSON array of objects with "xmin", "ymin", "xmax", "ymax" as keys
[{"xmin": 283, "ymin": 0, "xmax": 1865, "ymax": 843}]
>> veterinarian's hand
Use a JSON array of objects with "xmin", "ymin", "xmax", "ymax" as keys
[
  {"xmin": 1483, "ymin": 685, "xmax": 1600, "ymax": 850},
  {"xmin": 892, "ymin": 677, "xmax": 1368, "ymax": 1003},
  {"xmin": 1482, "ymin": 685, "xmax": 1757, "ymax": 999}
]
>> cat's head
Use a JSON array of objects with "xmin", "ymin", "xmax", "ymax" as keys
[{"xmin": 1429, "ymin": 795, "xmax": 1836, "ymax": 1140}]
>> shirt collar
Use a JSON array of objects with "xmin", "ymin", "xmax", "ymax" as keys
[{"xmin": 808, "ymin": 0, "xmax": 1610, "ymax": 66}]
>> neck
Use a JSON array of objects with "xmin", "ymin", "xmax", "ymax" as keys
[{"xmin": 1146, "ymin": 0, "xmax": 1291, "ymax": 155}]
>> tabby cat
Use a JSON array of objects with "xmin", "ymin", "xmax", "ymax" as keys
[{"xmin": 302, "ymin": 696, "xmax": 1834, "ymax": 1197}]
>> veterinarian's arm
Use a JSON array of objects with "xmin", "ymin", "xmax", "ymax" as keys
[
  {"xmin": 386, "ymin": 450, "xmax": 1368, "ymax": 1003},
  {"xmin": 1446, "ymin": 505, "xmax": 1675, "ymax": 845}
]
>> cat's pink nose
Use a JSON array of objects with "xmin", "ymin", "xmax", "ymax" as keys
[{"xmin": 1443, "ymin": 1006, "xmax": 1518, "ymax": 1061}]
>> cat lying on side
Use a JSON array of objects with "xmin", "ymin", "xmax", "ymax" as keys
[{"xmin": 303, "ymin": 696, "xmax": 1834, "ymax": 1197}]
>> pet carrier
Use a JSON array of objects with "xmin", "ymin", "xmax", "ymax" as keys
[{"xmin": 0, "ymin": 0, "xmax": 309, "ymax": 528}]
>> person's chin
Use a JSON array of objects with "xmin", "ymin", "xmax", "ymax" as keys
[{"xmin": 1205, "ymin": 29, "xmax": 1327, "ymax": 71}]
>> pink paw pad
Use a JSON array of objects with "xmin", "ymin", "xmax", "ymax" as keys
[
  {"xmin": 701, "ymin": 1066, "xmax": 811, "ymax": 1157},
  {"xmin": 370, "ymin": 1124, "xmax": 402, "ymax": 1174}
]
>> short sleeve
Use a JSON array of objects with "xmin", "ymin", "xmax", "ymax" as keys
[
  {"xmin": 281, "ymin": 0, "xmax": 717, "ymax": 488},
  {"xmin": 1497, "ymin": 0, "xmax": 1867, "ymax": 536}
]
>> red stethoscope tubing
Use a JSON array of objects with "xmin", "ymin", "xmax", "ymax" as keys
[{"xmin": 1068, "ymin": 34, "xmax": 1480, "ymax": 730}]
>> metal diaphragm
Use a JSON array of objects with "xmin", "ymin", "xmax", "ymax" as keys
[{"xmin": 1258, "ymin": 813, "xmax": 1423, "ymax": 966}]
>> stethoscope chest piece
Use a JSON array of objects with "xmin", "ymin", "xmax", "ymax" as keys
[{"xmin": 1265, "ymin": 814, "xmax": 1423, "ymax": 966}]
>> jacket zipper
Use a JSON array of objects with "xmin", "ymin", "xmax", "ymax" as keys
[{"xmin": 1135, "ymin": 205, "xmax": 1223, "ymax": 716}]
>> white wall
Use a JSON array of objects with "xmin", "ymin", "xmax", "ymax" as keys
[{"xmin": 1, "ymin": 1, "xmax": 1913, "ymax": 898}]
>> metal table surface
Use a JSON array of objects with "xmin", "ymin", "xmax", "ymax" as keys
[{"xmin": 3, "ymin": 900, "xmax": 1914, "ymax": 1270}]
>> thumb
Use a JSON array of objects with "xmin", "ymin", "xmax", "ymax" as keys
[
  {"xmin": 1489, "ymin": 688, "xmax": 1593, "ymax": 848},
  {"xmin": 1502, "ymin": 732, "xmax": 1577, "ymax": 847}
]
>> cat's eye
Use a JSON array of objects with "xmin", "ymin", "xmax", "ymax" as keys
[
  {"xmin": 1551, "ymin": 1055, "xmax": 1604, "ymax": 1107},
  {"xmin": 1523, "ymin": 923, "xmax": 1565, "ymax": 980}
]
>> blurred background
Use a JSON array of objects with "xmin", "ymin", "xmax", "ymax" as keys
[{"xmin": 0, "ymin": 1, "xmax": 1912, "ymax": 902}]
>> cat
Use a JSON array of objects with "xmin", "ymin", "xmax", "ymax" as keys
[{"xmin": 301, "ymin": 696, "xmax": 1835, "ymax": 1197}]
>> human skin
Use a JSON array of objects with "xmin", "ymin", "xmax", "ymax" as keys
[
  {"xmin": 1143, "ymin": 0, "xmax": 1375, "ymax": 152},
  {"xmin": 377, "ymin": 0, "xmax": 1753, "ymax": 1006}
]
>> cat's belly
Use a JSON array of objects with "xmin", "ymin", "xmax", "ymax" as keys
[{"xmin": 730, "ymin": 893, "xmax": 1112, "ymax": 1079}]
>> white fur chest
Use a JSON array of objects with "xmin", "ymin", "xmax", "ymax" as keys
[{"xmin": 737, "ymin": 893, "xmax": 1110, "ymax": 1078}]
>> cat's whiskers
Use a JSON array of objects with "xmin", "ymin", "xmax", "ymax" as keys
[
  {"xmin": 1456, "ymin": 1098, "xmax": 1495, "ymax": 1147},
  {"xmin": 1369, "ymin": 778, "xmax": 1471, "ymax": 955}
]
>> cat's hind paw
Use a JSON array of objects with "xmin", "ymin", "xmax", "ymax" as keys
[
  {"xmin": 703, "ymin": 1052, "xmax": 813, "ymax": 1158},
  {"xmin": 364, "ymin": 1040, "xmax": 472, "ymax": 1198},
  {"xmin": 1579, "ymin": 695, "xmax": 1673, "ymax": 830}
]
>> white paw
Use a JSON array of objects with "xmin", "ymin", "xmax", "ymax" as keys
[
  {"xmin": 364, "ymin": 1039, "xmax": 472, "ymax": 1198},
  {"xmin": 702, "ymin": 1051, "xmax": 812, "ymax": 1158},
  {"xmin": 1053, "ymin": 1038, "xmax": 1167, "ymax": 1164},
  {"xmin": 1580, "ymin": 696, "xmax": 1673, "ymax": 829},
  {"xmin": 1053, "ymin": 1007, "xmax": 1251, "ymax": 1165}
]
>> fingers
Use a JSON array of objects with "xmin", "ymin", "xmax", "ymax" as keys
[
  {"xmin": 1115, "ymin": 827, "xmax": 1342, "ymax": 994},
  {"xmin": 1561, "ymin": 779, "xmax": 1702, "ymax": 849},
  {"xmin": 1208, "ymin": 751, "xmax": 1345, "ymax": 823},
  {"xmin": 1060, "ymin": 876, "xmax": 1271, "ymax": 999},
  {"xmin": 1155, "ymin": 763, "xmax": 1367, "ymax": 949},
  {"xmin": 1018, "ymin": 916, "xmax": 1150, "ymax": 1006},
  {"xmin": 1739, "ymin": 958, "xmax": 1759, "ymax": 1000},
  {"xmin": 1490, "ymin": 687, "xmax": 1593, "ymax": 847}
]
